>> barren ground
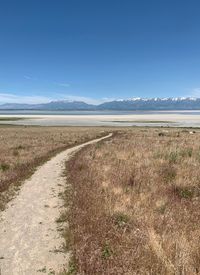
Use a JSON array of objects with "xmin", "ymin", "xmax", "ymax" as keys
[{"xmin": 0, "ymin": 133, "xmax": 111, "ymax": 275}]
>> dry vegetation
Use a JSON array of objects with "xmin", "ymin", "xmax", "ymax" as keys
[
  {"xmin": 65, "ymin": 128, "xmax": 200, "ymax": 274},
  {"xmin": 0, "ymin": 125, "xmax": 108, "ymax": 210}
]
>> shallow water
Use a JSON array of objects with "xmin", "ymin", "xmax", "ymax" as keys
[{"xmin": 1, "ymin": 110, "xmax": 200, "ymax": 116}]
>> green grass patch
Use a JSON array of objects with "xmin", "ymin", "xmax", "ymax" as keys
[
  {"xmin": 0, "ymin": 163, "xmax": 10, "ymax": 172},
  {"xmin": 0, "ymin": 117, "xmax": 26, "ymax": 121},
  {"xmin": 160, "ymin": 164, "xmax": 177, "ymax": 183},
  {"xmin": 174, "ymin": 186, "xmax": 194, "ymax": 199},
  {"xmin": 112, "ymin": 212, "xmax": 129, "ymax": 229},
  {"xmin": 102, "ymin": 244, "xmax": 113, "ymax": 259}
]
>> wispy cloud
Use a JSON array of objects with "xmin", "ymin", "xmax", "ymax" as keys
[
  {"xmin": 24, "ymin": 75, "xmax": 32, "ymax": 80},
  {"xmin": 189, "ymin": 88, "xmax": 200, "ymax": 98},
  {"xmin": 0, "ymin": 93, "xmax": 53, "ymax": 104},
  {"xmin": 55, "ymin": 94, "xmax": 117, "ymax": 105},
  {"xmin": 23, "ymin": 75, "xmax": 37, "ymax": 80},
  {"xmin": 0, "ymin": 92, "xmax": 117, "ymax": 105},
  {"xmin": 55, "ymin": 82, "xmax": 70, "ymax": 88}
]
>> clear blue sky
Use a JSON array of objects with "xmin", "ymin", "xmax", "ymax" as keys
[{"xmin": 1, "ymin": 0, "xmax": 200, "ymax": 104}]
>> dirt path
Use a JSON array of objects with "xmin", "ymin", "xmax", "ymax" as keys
[{"xmin": 0, "ymin": 133, "xmax": 112, "ymax": 275}]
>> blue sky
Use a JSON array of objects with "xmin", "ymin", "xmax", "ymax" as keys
[{"xmin": 1, "ymin": 0, "xmax": 200, "ymax": 104}]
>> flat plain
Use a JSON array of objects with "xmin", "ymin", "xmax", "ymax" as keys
[
  {"xmin": 0, "ymin": 125, "xmax": 108, "ymax": 210},
  {"xmin": 1, "ymin": 110, "xmax": 200, "ymax": 127},
  {"xmin": 65, "ymin": 128, "xmax": 200, "ymax": 274},
  {"xmin": 1, "ymin": 125, "xmax": 200, "ymax": 274}
]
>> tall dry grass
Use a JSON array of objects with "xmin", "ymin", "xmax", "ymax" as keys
[
  {"xmin": 66, "ymin": 128, "xmax": 200, "ymax": 274},
  {"xmin": 0, "ymin": 126, "xmax": 108, "ymax": 209}
]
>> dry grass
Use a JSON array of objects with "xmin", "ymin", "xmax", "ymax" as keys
[
  {"xmin": 66, "ymin": 128, "xmax": 200, "ymax": 274},
  {"xmin": 0, "ymin": 125, "xmax": 109, "ymax": 210}
]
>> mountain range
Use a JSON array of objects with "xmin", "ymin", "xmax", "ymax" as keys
[{"xmin": 1, "ymin": 97, "xmax": 200, "ymax": 110}]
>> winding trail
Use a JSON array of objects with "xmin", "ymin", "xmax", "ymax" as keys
[{"xmin": 0, "ymin": 133, "xmax": 112, "ymax": 275}]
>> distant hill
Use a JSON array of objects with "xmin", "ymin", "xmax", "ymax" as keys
[
  {"xmin": 37, "ymin": 101, "xmax": 95, "ymax": 110},
  {"xmin": 0, "ymin": 101, "xmax": 95, "ymax": 110},
  {"xmin": 0, "ymin": 103, "xmax": 41, "ymax": 109},
  {"xmin": 1, "ymin": 97, "xmax": 200, "ymax": 110}
]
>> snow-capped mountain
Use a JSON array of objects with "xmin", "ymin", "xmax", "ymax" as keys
[
  {"xmin": 98, "ymin": 97, "xmax": 200, "ymax": 110},
  {"xmin": 126, "ymin": 97, "xmax": 197, "ymax": 102},
  {"xmin": 0, "ymin": 97, "xmax": 200, "ymax": 110}
]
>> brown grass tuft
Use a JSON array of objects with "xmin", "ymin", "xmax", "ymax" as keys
[{"xmin": 65, "ymin": 128, "xmax": 200, "ymax": 274}]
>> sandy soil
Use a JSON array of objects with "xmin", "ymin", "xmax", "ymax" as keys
[{"xmin": 0, "ymin": 133, "xmax": 112, "ymax": 275}]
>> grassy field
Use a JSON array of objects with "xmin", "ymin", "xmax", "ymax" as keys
[
  {"xmin": 65, "ymin": 128, "xmax": 200, "ymax": 274},
  {"xmin": 0, "ymin": 125, "xmax": 109, "ymax": 210}
]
